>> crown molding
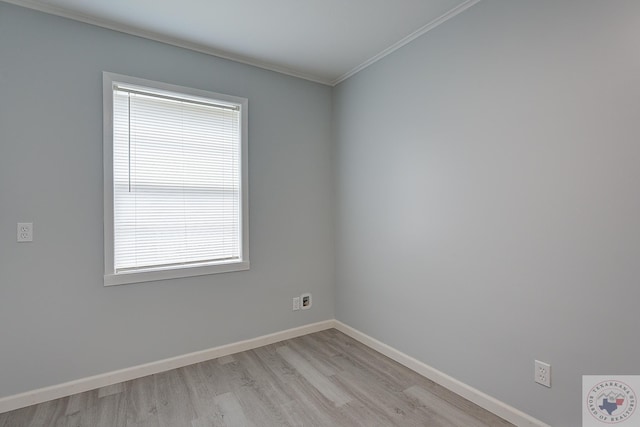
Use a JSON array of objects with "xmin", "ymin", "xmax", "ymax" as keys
[
  {"xmin": 331, "ymin": 0, "xmax": 482, "ymax": 86},
  {"xmin": 1, "ymin": 0, "xmax": 333, "ymax": 86},
  {"xmin": 2, "ymin": 0, "xmax": 481, "ymax": 87}
]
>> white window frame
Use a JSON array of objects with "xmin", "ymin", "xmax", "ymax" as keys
[{"xmin": 103, "ymin": 72, "xmax": 249, "ymax": 286}]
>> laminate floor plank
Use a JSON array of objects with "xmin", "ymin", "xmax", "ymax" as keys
[
  {"xmin": 276, "ymin": 346, "xmax": 352, "ymax": 407},
  {"xmin": 54, "ymin": 411, "xmax": 81, "ymax": 427},
  {"xmin": 231, "ymin": 351, "xmax": 301, "ymax": 426},
  {"xmin": 0, "ymin": 329, "xmax": 515, "ymax": 427},
  {"xmin": 180, "ymin": 364, "xmax": 222, "ymax": 423},
  {"xmin": 229, "ymin": 349, "xmax": 308, "ymax": 426},
  {"xmin": 29, "ymin": 399, "xmax": 67, "ymax": 427},
  {"xmin": 1, "ymin": 404, "xmax": 36, "ymax": 427},
  {"xmin": 297, "ymin": 333, "xmax": 341, "ymax": 359},
  {"xmin": 256, "ymin": 343, "xmax": 354, "ymax": 426},
  {"xmin": 123, "ymin": 375, "xmax": 159, "ymax": 427},
  {"xmin": 330, "ymin": 365, "xmax": 428, "ymax": 427},
  {"xmin": 195, "ymin": 357, "xmax": 241, "ymax": 398},
  {"xmin": 407, "ymin": 376, "xmax": 515, "ymax": 427},
  {"xmin": 250, "ymin": 347, "xmax": 339, "ymax": 427},
  {"xmin": 78, "ymin": 394, "xmax": 123, "ymax": 427},
  {"xmin": 95, "ymin": 392, "xmax": 127, "ymax": 427},
  {"xmin": 97, "ymin": 383, "xmax": 124, "ymax": 399},
  {"xmin": 317, "ymin": 336, "xmax": 432, "ymax": 426},
  {"xmin": 216, "ymin": 355, "xmax": 235, "ymax": 366},
  {"xmin": 286, "ymin": 340, "xmax": 337, "ymax": 377},
  {"xmin": 325, "ymin": 330, "xmax": 513, "ymax": 427},
  {"xmin": 277, "ymin": 374, "xmax": 351, "ymax": 426},
  {"xmin": 283, "ymin": 337, "xmax": 412, "ymax": 427},
  {"xmin": 212, "ymin": 392, "xmax": 250, "ymax": 427},
  {"xmin": 64, "ymin": 392, "xmax": 89, "ymax": 417},
  {"xmin": 153, "ymin": 369, "xmax": 197, "ymax": 427},
  {"xmin": 405, "ymin": 385, "xmax": 494, "ymax": 427},
  {"xmin": 324, "ymin": 331, "xmax": 420, "ymax": 390},
  {"xmin": 206, "ymin": 354, "xmax": 276, "ymax": 427},
  {"xmin": 190, "ymin": 413, "xmax": 225, "ymax": 427}
]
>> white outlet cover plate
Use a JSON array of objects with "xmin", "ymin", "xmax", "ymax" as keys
[
  {"xmin": 17, "ymin": 223, "xmax": 33, "ymax": 242},
  {"xmin": 292, "ymin": 297, "xmax": 300, "ymax": 311},
  {"xmin": 535, "ymin": 360, "xmax": 551, "ymax": 387}
]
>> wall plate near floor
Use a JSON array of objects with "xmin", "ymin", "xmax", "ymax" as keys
[
  {"xmin": 292, "ymin": 297, "xmax": 300, "ymax": 311},
  {"xmin": 301, "ymin": 293, "xmax": 312, "ymax": 310}
]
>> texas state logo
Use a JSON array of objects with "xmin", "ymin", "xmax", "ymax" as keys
[{"xmin": 583, "ymin": 376, "xmax": 639, "ymax": 426}]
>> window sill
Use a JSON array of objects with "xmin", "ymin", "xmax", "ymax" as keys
[{"xmin": 104, "ymin": 260, "xmax": 250, "ymax": 286}]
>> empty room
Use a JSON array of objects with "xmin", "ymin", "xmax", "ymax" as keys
[{"xmin": 1, "ymin": 1, "xmax": 638, "ymax": 426}]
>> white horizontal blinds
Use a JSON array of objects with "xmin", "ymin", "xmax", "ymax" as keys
[{"xmin": 113, "ymin": 85, "xmax": 241, "ymax": 273}]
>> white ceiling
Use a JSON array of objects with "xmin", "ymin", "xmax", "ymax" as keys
[{"xmin": 5, "ymin": 0, "xmax": 479, "ymax": 85}]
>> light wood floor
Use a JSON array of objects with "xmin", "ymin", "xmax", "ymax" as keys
[{"xmin": 0, "ymin": 329, "xmax": 514, "ymax": 427}]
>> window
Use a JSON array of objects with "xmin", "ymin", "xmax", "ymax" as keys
[{"xmin": 103, "ymin": 72, "xmax": 249, "ymax": 286}]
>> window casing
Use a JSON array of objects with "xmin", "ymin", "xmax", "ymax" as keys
[{"xmin": 103, "ymin": 72, "xmax": 249, "ymax": 286}]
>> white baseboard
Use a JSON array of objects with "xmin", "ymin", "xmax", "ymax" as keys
[
  {"xmin": 0, "ymin": 320, "xmax": 334, "ymax": 414},
  {"xmin": 1, "ymin": 318, "xmax": 548, "ymax": 426},
  {"xmin": 333, "ymin": 320, "xmax": 550, "ymax": 427}
]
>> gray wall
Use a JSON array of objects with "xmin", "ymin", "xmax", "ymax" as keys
[
  {"xmin": 333, "ymin": 1, "xmax": 640, "ymax": 426},
  {"xmin": 0, "ymin": 2, "xmax": 334, "ymax": 398}
]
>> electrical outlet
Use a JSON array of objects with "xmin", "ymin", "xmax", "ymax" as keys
[
  {"xmin": 535, "ymin": 360, "xmax": 551, "ymax": 387},
  {"xmin": 292, "ymin": 297, "xmax": 300, "ymax": 311},
  {"xmin": 17, "ymin": 223, "xmax": 33, "ymax": 242},
  {"xmin": 301, "ymin": 293, "xmax": 312, "ymax": 310}
]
